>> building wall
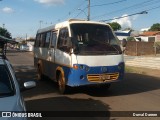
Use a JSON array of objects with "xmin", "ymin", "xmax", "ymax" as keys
[
  {"xmin": 135, "ymin": 36, "xmax": 156, "ymax": 42},
  {"xmin": 156, "ymin": 35, "xmax": 160, "ymax": 42},
  {"xmin": 125, "ymin": 41, "xmax": 155, "ymax": 56}
]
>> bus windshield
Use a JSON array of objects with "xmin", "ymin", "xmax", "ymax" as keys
[{"xmin": 70, "ymin": 23, "xmax": 122, "ymax": 55}]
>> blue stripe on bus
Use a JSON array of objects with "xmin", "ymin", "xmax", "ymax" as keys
[{"xmin": 61, "ymin": 62, "xmax": 125, "ymax": 87}]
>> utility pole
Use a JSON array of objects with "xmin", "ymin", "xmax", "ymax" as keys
[
  {"xmin": 2, "ymin": 23, "xmax": 5, "ymax": 28},
  {"xmin": 87, "ymin": 0, "xmax": 90, "ymax": 21},
  {"xmin": 26, "ymin": 33, "xmax": 28, "ymax": 41}
]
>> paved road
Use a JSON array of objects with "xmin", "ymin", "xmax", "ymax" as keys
[{"xmin": 6, "ymin": 51, "xmax": 160, "ymax": 120}]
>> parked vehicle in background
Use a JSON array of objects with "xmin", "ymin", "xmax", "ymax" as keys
[
  {"xmin": 34, "ymin": 19, "xmax": 125, "ymax": 94},
  {"xmin": 0, "ymin": 35, "xmax": 36, "ymax": 120},
  {"xmin": 27, "ymin": 42, "xmax": 34, "ymax": 51},
  {"xmin": 20, "ymin": 44, "xmax": 29, "ymax": 51}
]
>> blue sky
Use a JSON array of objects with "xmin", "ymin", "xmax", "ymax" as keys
[{"xmin": 0, "ymin": 0, "xmax": 160, "ymax": 38}]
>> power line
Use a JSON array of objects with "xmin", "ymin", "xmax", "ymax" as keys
[
  {"xmin": 145, "ymin": 4, "xmax": 160, "ymax": 12},
  {"xmin": 100, "ymin": 3, "xmax": 160, "ymax": 22},
  {"xmin": 92, "ymin": 0, "xmax": 159, "ymax": 20},
  {"xmin": 74, "ymin": 0, "xmax": 127, "ymax": 19},
  {"xmin": 60, "ymin": 0, "xmax": 86, "ymax": 21},
  {"xmin": 90, "ymin": 0, "xmax": 127, "ymax": 7},
  {"xmin": 68, "ymin": 0, "xmax": 86, "ymax": 17},
  {"xmin": 100, "ymin": 11, "xmax": 148, "ymax": 22}
]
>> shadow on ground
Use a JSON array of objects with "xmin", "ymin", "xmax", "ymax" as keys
[
  {"xmin": 26, "ymin": 96, "xmax": 110, "ymax": 120},
  {"xmin": 14, "ymin": 65, "xmax": 160, "ymax": 98}
]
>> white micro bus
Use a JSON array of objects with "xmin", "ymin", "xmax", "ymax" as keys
[{"xmin": 34, "ymin": 19, "xmax": 125, "ymax": 94}]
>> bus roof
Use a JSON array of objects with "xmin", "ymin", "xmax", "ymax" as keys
[
  {"xmin": 68, "ymin": 19, "xmax": 108, "ymax": 25},
  {"xmin": 37, "ymin": 19, "xmax": 110, "ymax": 34}
]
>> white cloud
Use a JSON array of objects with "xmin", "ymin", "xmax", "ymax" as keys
[
  {"xmin": 34, "ymin": 0, "xmax": 65, "ymax": 6},
  {"xmin": 111, "ymin": 14, "xmax": 133, "ymax": 29},
  {"xmin": 140, "ymin": 27, "xmax": 150, "ymax": 31},
  {"xmin": 2, "ymin": 7, "xmax": 14, "ymax": 13}
]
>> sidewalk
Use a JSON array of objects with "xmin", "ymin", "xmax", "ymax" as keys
[{"xmin": 124, "ymin": 55, "xmax": 160, "ymax": 70}]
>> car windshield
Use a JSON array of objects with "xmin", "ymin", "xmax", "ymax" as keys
[
  {"xmin": 70, "ymin": 23, "xmax": 122, "ymax": 55},
  {"xmin": 0, "ymin": 65, "xmax": 15, "ymax": 97}
]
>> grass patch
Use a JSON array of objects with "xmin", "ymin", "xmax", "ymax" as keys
[
  {"xmin": 125, "ymin": 66, "xmax": 160, "ymax": 78},
  {"xmin": 125, "ymin": 66, "xmax": 146, "ymax": 74}
]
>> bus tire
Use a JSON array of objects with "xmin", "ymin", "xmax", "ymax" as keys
[
  {"xmin": 37, "ymin": 65, "xmax": 43, "ymax": 81},
  {"xmin": 58, "ymin": 73, "xmax": 67, "ymax": 94}
]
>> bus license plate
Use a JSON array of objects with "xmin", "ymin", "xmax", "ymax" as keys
[{"xmin": 100, "ymin": 74, "xmax": 110, "ymax": 80}]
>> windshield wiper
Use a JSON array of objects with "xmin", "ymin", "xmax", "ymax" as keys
[
  {"xmin": 104, "ymin": 42, "xmax": 121, "ymax": 54},
  {"xmin": 90, "ymin": 39, "xmax": 121, "ymax": 54}
]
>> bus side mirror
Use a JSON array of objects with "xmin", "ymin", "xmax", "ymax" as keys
[
  {"xmin": 69, "ymin": 48, "xmax": 79, "ymax": 55},
  {"xmin": 66, "ymin": 37, "xmax": 73, "ymax": 48},
  {"xmin": 69, "ymin": 48, "xmax": 74, "ymax": 55},
  {"xmin": 67, "ymin": 37, "xmax": 80, "ymax": 55}
]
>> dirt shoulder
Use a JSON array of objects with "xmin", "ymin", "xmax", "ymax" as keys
[{"xmin": 126, "ymin": 66, "xmax": 160, "ymax": 78}]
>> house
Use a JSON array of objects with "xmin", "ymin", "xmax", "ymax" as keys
[
  {"xmin": 137, "ymin": 31, "xmax": 160, "ymax": 42},
  {"xmin": 114, "ymin": 30, "xmax": 132, "ymax": 40}
]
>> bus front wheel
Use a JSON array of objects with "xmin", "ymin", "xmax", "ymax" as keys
[{"xmin": 58, "ymin": 73, "xmax": 67, "ymax": 94}]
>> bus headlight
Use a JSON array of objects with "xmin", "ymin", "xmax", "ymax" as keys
[
  {"xmin": 85, "ymin": 66, "xmax": 90, "ymax": 72},
  {"xmin": 73, "ymin": 65, "xmax": 79, "ymax": 69},
  {"xmin": 79, "ymin": 65, "xmax": 84, "ymax": 69},
  {"xmin": 79, "ymin": 65, "xmax": 90, "ymax": 71},
  {"xmin": 73, "ymin": 64, "xmax": 90, "ymax": 71}
]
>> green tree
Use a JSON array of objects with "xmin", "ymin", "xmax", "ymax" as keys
[
  {"xmin": 123, "ymin": 27, "xmax": 133, "ymax": 31},
  {"xmin": 149, "ymin": 23, "xmax": 160, "ymax": 31},
  {"xmin": 0, "ymin": 27, "xmax": 12, "ymax": 39},
  {"xmin": 127, "ymin": 36, "xmax": 135, "ymax": 41},
  {"xmin": 108, "ymin": 22, "xmax": 121, "ymax": 31}
]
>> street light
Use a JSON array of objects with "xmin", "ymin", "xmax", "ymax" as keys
[
  {"xmin": 139, "ymin": 11, "xmax": 148, "ymax": 14},
  {"xmin": 2, "ymin": 24, "xmax": 5, "ymax": 28},
  {"xmin": 100, "ymin": 11, "xmax": 148, "ymax": 22},
  {"xmin": 78, "ymin": 8, "xmax": 88, "ymax": 20}
]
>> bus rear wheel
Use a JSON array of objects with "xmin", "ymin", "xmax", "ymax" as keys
[{"xmin": 37, "ymin": 65, "xmax": 43, "ymax": 81}]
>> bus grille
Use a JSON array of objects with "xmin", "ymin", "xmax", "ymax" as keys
[{"xmin": 87, "ymin": 73, "xmax": 119, "ymax": 82}]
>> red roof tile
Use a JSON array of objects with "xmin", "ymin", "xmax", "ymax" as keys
[{"xmin": 140, "ymin": 31, "xmax": 160, "ymax": 36}]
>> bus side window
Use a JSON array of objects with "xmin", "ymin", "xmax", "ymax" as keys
[
  {"xmin": 35, "ymin": 34, "xmax": 40, "ymax": 47},
  {"xmin": 57, "ymin": 28, "xmax": 70, "ymax": 53},
  {"xmin": 40, "ymin": 33, "xmax": 46, "ymax": 47},
  {"xmin": 45, "ymin": 32, "xmax": 51, "ymax": 48},
  {"xmin": 51, "ymin": 31, "xmax": 57, "ymax": 48}
]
